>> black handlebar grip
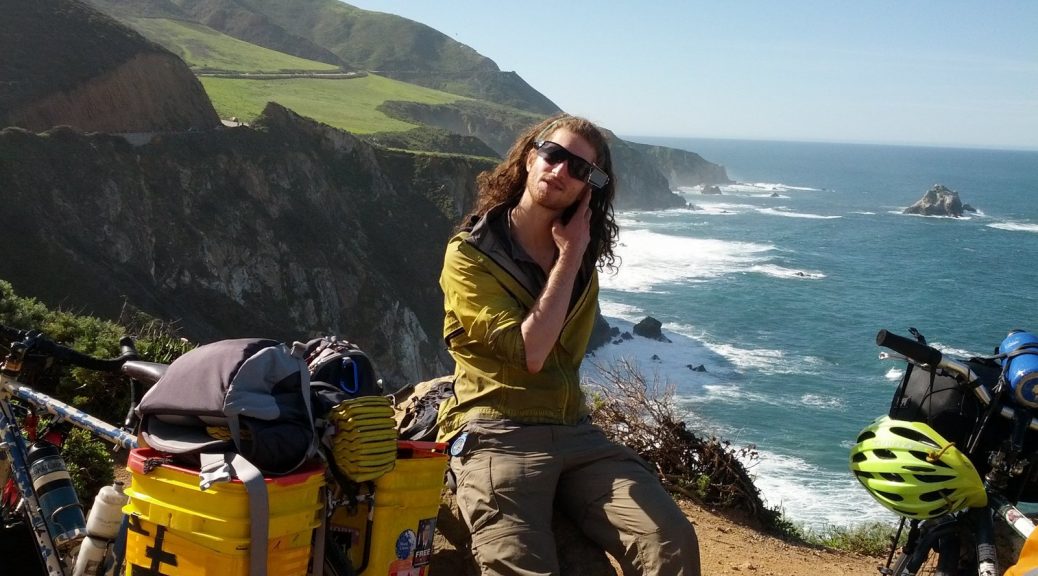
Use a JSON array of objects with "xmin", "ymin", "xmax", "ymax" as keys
[
  {"xmin": 119, "ymin": 336, "xmax": 140, "ymax": 360},
  {"xmin": 876, "ymin": 329, "xmax": 943, "ymax": 366}
]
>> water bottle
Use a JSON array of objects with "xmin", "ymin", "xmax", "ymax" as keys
[
  {"xmin": 1000, "ymin": 330, "xmax": 1038, "ymax": 408},
  {"xmin": 26, "ymin": 441, "xmax": 86, "ymax": 550},
  {"xmin": 73, "ymin": 482, "xmax": 128, "ymax": 576}
]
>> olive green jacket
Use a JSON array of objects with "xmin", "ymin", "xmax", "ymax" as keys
[{"xmin": 436, "ymin": 208, "xmax": 598, "ymax": 442}]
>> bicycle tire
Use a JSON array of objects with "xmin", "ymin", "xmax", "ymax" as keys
[
  {"xmin": 889, "ymin": 529, "xmax": 973, "ymax": 576},
  {"xmin": 0, "ymin": 513, "xmax": 47, "ymax": 575}
]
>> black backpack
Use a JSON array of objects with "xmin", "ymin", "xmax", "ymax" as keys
[
  {"xmin": 134, "ymin": 338, "xmax": 319, "ymax": 576},
  {"xmin": 305, "ymin": 336, "xmax": 381, "ymax": 414}
]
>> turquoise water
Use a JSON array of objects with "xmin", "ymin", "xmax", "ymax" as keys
[{"xmin": 586, "ymin": 138, "xmax": 1038, "ymax": 528}]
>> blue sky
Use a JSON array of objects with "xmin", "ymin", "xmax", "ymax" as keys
[{"xmin": 345, "ymin": 1, "xmax": 1037, "ymax": 151}]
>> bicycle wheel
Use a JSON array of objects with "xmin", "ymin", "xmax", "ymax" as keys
[
  {"xmin": 0, "ymin": 515, "xmax": 47, "ymax": 575},
  {"xmin": 890, "ymin": 529, "xmax": 973, "ymax": 576}
]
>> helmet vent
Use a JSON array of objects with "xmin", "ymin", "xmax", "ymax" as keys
[
  {"xmin": 892, "ymin": 425, "xmax": 941, "ymax": 448},
  {"xmin": 915, "ymin": 475, "xmax": 954, "ymax": 485},
  {"xmin": 875, "ymin": 489, "xmax": 903, "ymax": 502},
  {"xmin": 874, "ymin": 448, "xmax": 897, "ymax": 460}
]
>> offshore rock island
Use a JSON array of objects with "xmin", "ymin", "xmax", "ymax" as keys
[{"xmin": 903, "ymin": 184, "xmax": 976, "ymax": 217}]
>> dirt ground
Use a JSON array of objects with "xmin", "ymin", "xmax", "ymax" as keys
[{"xmin": 681, "ymin": 501, "xmax": 886, "ymax": 576}]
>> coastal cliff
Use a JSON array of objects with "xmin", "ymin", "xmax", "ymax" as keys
[{"xmin": 0, "ymin": 104, "xmax": 471, "ymax": 387}]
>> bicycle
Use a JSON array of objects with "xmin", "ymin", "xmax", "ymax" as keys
[
  {"xmin": 1, "ymin": 324, "xmax": 447, "ymax": 576},
  {"xmin": 0, "ymin": 324, "xmax": 168, "ymax": 575},
  {"xmin": 851, "ymin": 328, "xmax": 1038, "ymax": 576}
]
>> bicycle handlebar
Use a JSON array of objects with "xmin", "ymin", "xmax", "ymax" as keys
[
  {"xmin": 877, "ymin": 328, "xmax": 1038, "ymax": 432},
  {"xmin": 1, "ymin": 323, "xmax": 140, "ymax": 373},
  {"xmin": 876, "ymin": 329, "xmax": 943, "ymax": 367}
]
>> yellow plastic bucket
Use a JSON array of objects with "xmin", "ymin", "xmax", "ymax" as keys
[
  {"xmin": 123, "ymin": 448, "xmax": 324, "ymax": 575},
  {"xmin": 331, "ymin": 441, "xmax": 446, "ymax": 575}
]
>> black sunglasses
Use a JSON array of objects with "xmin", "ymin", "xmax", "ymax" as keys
[{"xmin": 533, "ymin": 140, "xmax": 610, "ymax": 190}]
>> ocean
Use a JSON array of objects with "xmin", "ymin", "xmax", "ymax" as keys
[{"xmin": 585, "ymin": 137, "xmax": 1038, "ymax": 530}]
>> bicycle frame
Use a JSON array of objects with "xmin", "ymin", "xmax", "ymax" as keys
[{"xmin": 1, "ymin": 372, "xmax": 138, "ymax": 576}]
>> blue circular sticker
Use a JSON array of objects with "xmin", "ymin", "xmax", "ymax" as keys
[
  {"xmin": 395, "ymin": 529, "xmax": 417, "ymax": 560},
  {"xmin": 450, "ymin": 432, "xmax": 469, "ymax": 457}
]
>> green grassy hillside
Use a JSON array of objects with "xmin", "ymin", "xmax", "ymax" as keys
[
  {"xmin": 202, "ymin": 74, "xmax": 464, "ymax": 133},
  {"xmin": 126, "ymin": 17, "xmax": 341, "ymax": 73}
]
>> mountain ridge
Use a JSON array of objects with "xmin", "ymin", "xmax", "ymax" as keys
[{"xmin": 0, "ymin": 0, "xmax": 729, "ymax": 374}]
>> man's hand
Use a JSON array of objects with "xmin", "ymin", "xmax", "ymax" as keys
[{"xmin": 552, "ymin": 189, "xmax": 592, "ymax": 259}]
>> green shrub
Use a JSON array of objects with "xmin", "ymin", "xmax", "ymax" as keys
[
  {"xmin": 62, "ymin": 428, "xmax": 115, "ymax": 505},
  {"xmin": 0, "ymin": 279, "xmax": 195, "ymax": 499},
  {"xmin": 805, "ymin": 521, "xmax": 901, "ymax": 556}
]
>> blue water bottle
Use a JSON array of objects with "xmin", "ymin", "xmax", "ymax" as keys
[
  {"xmin": 26, "ymin": 441, "xmax": 86, "ymax": 550},
  {"xmin": 1000, "ymin": 330, "xmax": 1038, "ymax": 408}
]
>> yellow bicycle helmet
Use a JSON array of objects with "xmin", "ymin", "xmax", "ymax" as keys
[{"xmin": 849, "ymin": 416, "xmax": 987, "ymax": 520}]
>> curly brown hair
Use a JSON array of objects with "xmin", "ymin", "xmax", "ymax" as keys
[{"xmin": 460, "ymin": 113, "xmax": 620, "ymax": 271}]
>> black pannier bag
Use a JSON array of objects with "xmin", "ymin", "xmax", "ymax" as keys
[
  {"xmin": 134, "ymin": 338, "xmax": 319, "ymax": 576},
  {"xmin": 889, "ymin": 355, "xmax": 1038, "ymax": 502},
  {"xmin": 136, "ymin": 338, "xmax": 318, "ymax": 475}
]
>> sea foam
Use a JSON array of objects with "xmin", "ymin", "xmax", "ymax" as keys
[
  {"xmin": 599, "ymin": 228, "xmax": 774, "ymax": 292},
  {"xmin": 756, "ymin": 207, "xmax": 842, "ymax": 219},
  {"xmin": 989, "ymin": 222, "xmax": 1038, "ymax": 234}
]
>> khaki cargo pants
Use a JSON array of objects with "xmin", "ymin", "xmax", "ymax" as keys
[{"xmin": 449, "ymin": 421, "xmax": 701, "ymax": 576}]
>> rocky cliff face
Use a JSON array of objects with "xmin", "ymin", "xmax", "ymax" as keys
[
  {"xmin": 630, "ymin": 142, "xmax": 732, "ymax": 188},
  {"xmin": 0, "ymin": 104, "xmax": 474, "ymax": 387}
]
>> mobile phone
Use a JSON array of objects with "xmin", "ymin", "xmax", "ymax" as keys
[{"xmin": 560, "ymin": 200, "xmax": 579, "ymax": 224}]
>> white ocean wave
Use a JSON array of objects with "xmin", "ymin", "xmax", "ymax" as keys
[
  {"xmin": 928, "ymin": 341, "xmax": 987, "ymax": 360},
  {"xmin": 746, "ymin": 449, "xmax": 895, "ymax": 530},
  {"xmin": 598, "ymin": 300, "xmax": 644, "ymax": 320},
  {"xmin": 756, "ymin": 207, "xmax": 842, "ymax": 219},
  {"xmin": 893, "ymin": 210, "xmax": 973, "ymax": 220},
  {"xmin": 748, "ymin": 264, "xmax": 826, "ymax": 280},
  {"xmin": 687, "ymin": 204, "xmax": 745, "ymax": 215},
  {"xmin": 884, "ymin": 367, "xmax": 904, "ymax": 381},
  {"xmin": 801, "ymin": 394, "xmax": 845, "ymax": 409},
  {"xmin": 989, "ymin": 222, "xmax": 1038, "ymax": 234},
  {"xmin": 582, "ymin": 316, "xmax": 728, "ymax": 396},
  {"xmin": 701, "ymin": 340, "xmax": 828, "ymax": 377},
  {"xmin": 600, "ymin": 228, "xmax": 774, "ymax": 292},
  {"xmin": 732, "ymin": 182, "xmax": 821, "ymax": 193}
]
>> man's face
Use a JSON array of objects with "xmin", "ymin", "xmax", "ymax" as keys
[{"xmin": 524, "ymin": 129, "xmax": 597, "ymax": 212}]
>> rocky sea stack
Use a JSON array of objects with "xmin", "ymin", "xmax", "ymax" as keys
[{"xmin": 903, "ymin": 184, "xmax": 975, "ymax": 217}]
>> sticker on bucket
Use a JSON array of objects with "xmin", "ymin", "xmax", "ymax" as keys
[
  {"xmin": 395, "ymin": 529, "xmax": 416, "ymax": 560},
  {"xmin": 413, "ymin": 518, "xmax": 435, "ymax": 567},
  {"xmin": 386, "ymin": 517, "xmax": 438, "ymax": 576}
]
